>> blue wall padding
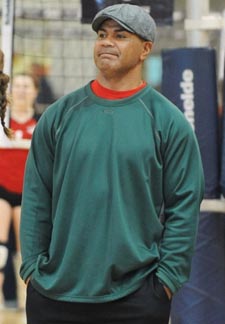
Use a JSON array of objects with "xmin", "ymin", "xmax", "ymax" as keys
[{"xmin": 161, "ymin": 47, "xmax": 220, "ymax": 198}]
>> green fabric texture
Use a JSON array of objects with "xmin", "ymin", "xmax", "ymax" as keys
[{"xmin": 20, "ymin": 83, "xmax": 204, "ymax": 302}]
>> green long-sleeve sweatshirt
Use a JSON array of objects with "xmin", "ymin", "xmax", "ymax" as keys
[{"xmin": 20, "ymin": 83, "xmax": 204, "ymax": 302}]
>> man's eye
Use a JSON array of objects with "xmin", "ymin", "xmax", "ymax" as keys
[
  {"xmin": 116, "ymin": 33, "xmax": 126, "ymax": 39},
  {"xmin": 98, "ymin": 33, "xmax": 106, "ymax": 39},
  {"xmin": 116, "ymin": 34, "xmax": 126, "ymax": 39}
]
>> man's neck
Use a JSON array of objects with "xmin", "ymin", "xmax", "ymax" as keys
[
  {"xmin": 91, "ymin": 80, "xmax": 147, "ymax": 99},
  {"xmin": 96, "ymin": 72, "xmax": 143, "ymax": 91}
]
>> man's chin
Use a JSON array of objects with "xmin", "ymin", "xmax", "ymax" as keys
[{"xmin": 97, "ymin": 62, "xmax": 117, "ymax": 73}]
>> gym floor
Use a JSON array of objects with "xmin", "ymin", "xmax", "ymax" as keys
[{"xmin": 0, "ymin": 309, "xmax": 26, "ymax": 324}]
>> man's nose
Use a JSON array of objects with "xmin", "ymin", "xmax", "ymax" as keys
[{"xmin": 101, "ymin": 36, "xmax": 115, "ymax": 46}]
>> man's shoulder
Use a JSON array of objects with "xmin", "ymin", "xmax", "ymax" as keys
[
  {"xmin": 143, "ymin": 87, "xmax": 186, "ymax": 119},
  {"xmin": 143, "ymin": 87, "xmax": 179, "ymax": 113},
  {"xmin": 142, "ymin": 86, "xmax": 194, "ymax": 134},
  {"xmin": 53, "ymin": 84, "xmax": 89, "ymax": 110},
  {"xmin": 36, "ymin": 83, "xmax": 91, "ymax": 130},
  {"xmin": 41, "ymin": 83, "xmax": 90, "ymax": 118}
]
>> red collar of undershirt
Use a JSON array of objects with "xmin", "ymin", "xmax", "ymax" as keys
[{"xmin": 91, "ymin": 80, "xmax": 147, "ymax": 100}]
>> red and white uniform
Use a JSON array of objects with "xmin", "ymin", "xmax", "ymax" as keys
[{"xmin": 0, "ymin": 115, "xmax": 39, "ymax": 194}]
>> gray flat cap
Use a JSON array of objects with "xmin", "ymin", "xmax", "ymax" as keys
[{"xmin": 92, "ymin": 4, "xmax": 156, "ymax": 42}]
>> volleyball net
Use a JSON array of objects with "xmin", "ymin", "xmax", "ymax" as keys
[{"xmin": 1, "ymin": 0, "xmax": 97, "ymax": 112}]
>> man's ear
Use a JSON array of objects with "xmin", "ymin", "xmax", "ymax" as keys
[{"xmin": 141, "ymin": 41, "xmax": 153, "ymax": 61}]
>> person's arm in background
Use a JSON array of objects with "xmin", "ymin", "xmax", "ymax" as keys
[
  {"xmin": 20, "ymin": 111, "xmax": 55, "ymax": 283},
  {"xmin": 156, "ymin": 113, "xmax": 204, "ymax": 296}
]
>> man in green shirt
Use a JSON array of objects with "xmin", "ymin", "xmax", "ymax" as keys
[{"xmin": 20, "ymin": 4, "xmax": 204, "ymax": 324}]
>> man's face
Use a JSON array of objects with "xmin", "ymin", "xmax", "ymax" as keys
[{"xmin": 94, "ymin": 19, "xmax": 152, "ymax": 78}]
